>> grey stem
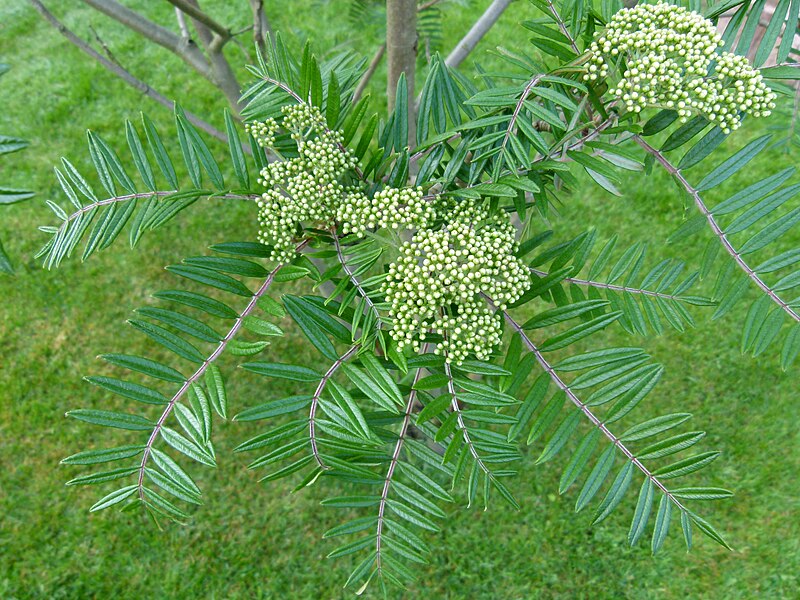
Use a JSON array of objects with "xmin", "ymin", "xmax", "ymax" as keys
[
  {"xmin": 309, "ymin": 344, "xmax": 360, "ymax": 469},
  {"xmin": 353, "ymin": 43, "xmax": 386, "ymax": 104},
  {"xmin": 444, "ymin": 0, "xmax": 514, "ymax": 69},
  {"xmin": 29, "ymin": 0, "xmax": 233, "ymax": 144},
  {"xmin": 136, "ymin": 241, "xmax": 309, "ymax": 499},
  {"xmin": 634, "ymin": 135, "xmax": 800, "ymax": 323},
  {"xmin": 80, "ymin": 0, "xmax": 214, "ymax": 81},
  {"xmin": 178, "ymin": 0, "xmax": 243, "ymax": 115},
  {"xmin": 375, "ymin": 344, "xmax": 429, "ymax": 573}
]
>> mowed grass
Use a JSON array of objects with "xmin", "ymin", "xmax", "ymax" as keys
[{"xmin": 1, "ymin": 1, "xmax": 799, "ymax": 598}]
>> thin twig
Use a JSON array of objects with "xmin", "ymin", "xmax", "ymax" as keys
[
  {"xmin": 634, "ymin": 135, "xmax": 800, "ymax": 323},
  {"xmin": 375, "ymin": 343, "xmax": 429, "ymax": 573},
  {"xmin": 353, "ymin": 43, "xmax": 386, "ymax": 103},
  {"xmin": 137, "ymin": 240, "xmax": 310, "ymax": 500},
  {"xmin": 29, "ymin": 0, "xmax": 232, "ymax": 144},
  {"xmin": 417, "ymin": 0, "xmax": 443, "ymax": 10},
  {"xmin": 529, "ymin": 267, "xmax": 686, "ymax": 300},
  {"xmin": 309, "ymin": 344, "xmax": 360, "ymax": 469},
  {"xmin": 165, "ymin": 0, "xmax": 231, "ymax": 43},
  {"xmin": 333, "ymin": 229, "xmax": 381, "ymax": 327},
  {"xmin": 444, "ymin": 0, "xmax": 514, "ymax": 69}
]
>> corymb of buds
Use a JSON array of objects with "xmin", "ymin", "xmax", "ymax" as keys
[
  {"xmin": 336, "ymin": 186, "xmax": 435, "ymax": 237},
  {"xmin": 247, "ymin": 103, "xmax": 434, "ymax": 261},
  {"xmin": 383, "ymin": 201, "xmax": 530, "ymax": 364},
  {"xmin": 247, "ymin": 103, "xmax": 356, "ymax": 262},
  {"xmin": 586, "ymin": 1, "xmax": 776, "ymax": 133}
]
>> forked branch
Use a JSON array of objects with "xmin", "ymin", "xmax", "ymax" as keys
[{"xmin": 28, "ymin": 0, "xmax": 229, "ymax": 142}]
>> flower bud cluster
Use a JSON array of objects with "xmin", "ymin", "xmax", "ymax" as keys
[
  {"xmin": 248, "ymin": 103, "xmax": 437, "ymax": 261},
  {"xmin": 249, "ymin": 104, "xmax": 358, "ymax": 262},
  {"xmin": 336, "ymin": 186, "xmax": 435, "ymax": 237},
  {"xmin": 587, "ymin": 2, "xmax": 775, "ymax": 133},
  {"xmin": 383, "ymin": 202, "xmax": 530, "ymax": 364}
]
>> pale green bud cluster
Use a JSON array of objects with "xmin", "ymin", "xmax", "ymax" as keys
[
  {"xmin": 335, "ymin": 186, "xmax": 435, "ymax": 237},
  {"xmin": 587, "ymin": 2, "xmax": 775, "ymax": 133},
  {"xmin": 249, "ymin": 103, "xmax": 435, "ymax": 261},
  {"xmin": 245, "ymin": 118, "xmax": 277, "ymax": 148},
  {"xmin": 250, "ymin": 104, "xmax": 358, "ymax": 262},
  {"xmin": 383, "ymin": 202, "xmax": 530, "ymax": 364}
]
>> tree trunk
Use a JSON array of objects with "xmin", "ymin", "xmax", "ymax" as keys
[{"xmin": 386, "ymin": 0, "xmax": 417, "ymax": 148}]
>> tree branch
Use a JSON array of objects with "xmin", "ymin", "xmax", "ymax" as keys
[
  {"xmin": 444, "ymin": 0, "xmax": 514, "ymax": 69},
  {"xmin": 249, "ymin": 0, "xmax": 274, "ymax": 55},
  {"xmin": 174, "ymin": 7, "xmax": 190, "ymax": 39},
  {"xmin": 29, "ymin": 0, "xmax": 231, "ymax": 144},
  {"xmin": 178, "ymin": 0, "xmax": 242, "ymax": 113},
  {"xmin": 309, "ymin": 344, "xmax": 360, "ymax": 469},
  {"xmin": 79, "ymin": 0, "xmax": 214, "ymax": 80},
  {"xmin": 634, "ymin": 135, "xmax": 800, "ymax": 323},
  {"xmin": 353, "ymin": 43, "xmax": 385, "ymax": 104},
  {"xmin": 164, "ymin": 0, "xmax": 231, "ymax": 42}
]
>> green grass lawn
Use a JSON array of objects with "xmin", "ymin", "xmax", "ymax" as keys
[{"xmin": 1, "ymin": 1, "xmax": 799, "ymax": 598}]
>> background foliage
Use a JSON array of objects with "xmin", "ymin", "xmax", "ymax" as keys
[{"xmin": 1, "ymin": 0, "xmax": 799, "ymax": 597}]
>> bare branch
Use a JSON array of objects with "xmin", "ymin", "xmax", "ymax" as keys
[
  {"xmin": 28, "ymin": 0, "xmax": 232, "ymax": 144},
  {"xmin": 417, "ymin": 0, "xmax": 443, "ymax": 10},
  {"xmin": 175, "ymin": 7, "xmax": 190, "ymax": 39},
  {"xmin": 80, "ymin": 0, "xmax": 214, "ymax": 80},
  {"xmin": 177, "ymin": 0, "xmax": 242, "ymax": 113},
  {"xmin": 164, "ymin": 0, "xmax": 231, "ymax": 42},
  {"xmin": 634, "ymin": 135, "xmax": 800, "ymax": 323},
  {"xmin": 444, "ymin": 0, "xmax": 514, "ymax": 69},
  {"xmin": 249, "ymin": 0, "xmax": 274, "ymax": 54},
  {"xmin": 353, "ymin": 43, "xmax": 386, "ymax": 104}
]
